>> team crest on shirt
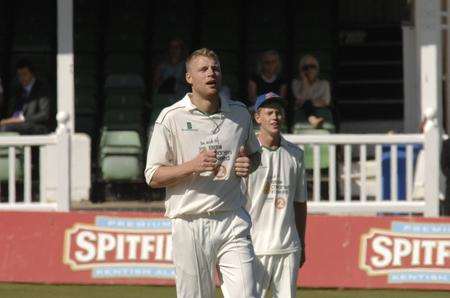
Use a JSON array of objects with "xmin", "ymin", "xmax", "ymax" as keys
[
  {"xmin": 275, "ymin": 197, "xmax": 286, "ymax": 209},
  {"xmin": 182, "ymin": 121, "xmax": 198, "ymax": 131}
]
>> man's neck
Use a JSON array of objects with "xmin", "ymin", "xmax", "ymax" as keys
[
  {"xmin": 190, "ymin": 92, "xmax": 220, "ymax": 114},
  {"xmin": 258, "ymin": 130, "xmax": 281, "ymax": 149}
]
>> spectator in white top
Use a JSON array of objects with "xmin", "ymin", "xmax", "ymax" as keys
[{"xmin": 291, "ymin": 54, "xmax": 332, "ymax": 128}]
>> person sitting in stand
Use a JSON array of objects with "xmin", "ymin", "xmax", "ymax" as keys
[
  {"xmin": 248, "ymin": 50, "xmax": 288, "ymax": 105},
  {"xmin": 0, "ymin": 59, "xmax": 51, "ymax": 134},
  {"xmin": 291, "ymin": 54, "xmax": 332, "ymax": 129},
  {"xmin": 153, "ymin": 38, "xmax": 189, "ymax": 98}
]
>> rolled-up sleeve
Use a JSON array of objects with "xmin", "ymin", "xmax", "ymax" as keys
[
  {"xmin": 245, "ymin": 117, "xmax": 261, "ymax": 155},
  {"xmin": 144, "ymin": 122, "xmax": 174, "ymax": 185}
]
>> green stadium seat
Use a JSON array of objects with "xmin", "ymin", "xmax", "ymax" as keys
[
  {"xmin": 100, "ymin": 155, "xmax": 141, "ymax": 181},
  {"xmin": 100, "ymin": 130, "xmax": 142, "ymax": 149},
  {"xmin": 294, "ymin": 129, "xmax": 330, "ymax": 170},
  {"xmin": 99, "ymin": 130, "xmax": 143, "ymax": 181},
  {"xmin": 0, "ymin": 133, "xmax": 24, "ymax": 181},
  {"xmin": 104, "ymin": 92, "xmax": 143, "ymax": 110},
  {"xmin": 103, "ymin": 109, "xmax": 143, "ymax": 131}
]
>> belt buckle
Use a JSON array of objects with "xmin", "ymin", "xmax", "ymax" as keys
[{"xmin": 206, "ymin": 210, "xmax": 216, "ymax": 216}]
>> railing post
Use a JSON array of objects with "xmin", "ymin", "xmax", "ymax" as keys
[
  {"xmin": 56, "ymin": 111, "xmax": 71, "ymax": 211},
  {"xmin": 423, "ymin": 108, "xmax": 440, "ymax": 217}
]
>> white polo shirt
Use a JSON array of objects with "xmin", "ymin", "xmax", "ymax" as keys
[
  {"xmin": 145, "ymin": 93, "xmax": 260, "ymax": 218},
  {"xmin": 246, "ymin": 136, "xmax": 307, "ymax": 255}
]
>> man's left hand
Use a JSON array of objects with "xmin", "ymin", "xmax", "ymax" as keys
[
  {"xmin": 235, "ymin": 146, "xmax": 251, "ymax": 177},
  {"xmin": 0, "ymin": 117, "xmax": 23, "ymax": 126}
]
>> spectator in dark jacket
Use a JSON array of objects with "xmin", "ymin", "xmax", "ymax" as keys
[{"xmin": 0, "ymin": 59, "xmax": 50, "ymax": 134}]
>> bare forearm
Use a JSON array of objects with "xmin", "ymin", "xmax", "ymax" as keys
[
  {"xmin": 294, "ymin": 202, "xmax": 307, "ymax": 246},
  {"xmin": 150, "ymin": 161, "xmax": 195, "ymax": 188},
  {"xmin": 313, "ymin": 98, "xmax": 329, "ymax": 108}
]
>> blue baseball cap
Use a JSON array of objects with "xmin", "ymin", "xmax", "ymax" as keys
[{"xmin": 254, "ymin": 92, "xmax": 286, "ymax": 111}]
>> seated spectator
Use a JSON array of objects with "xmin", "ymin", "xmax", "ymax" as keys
[
  {"xmin": 0, "ymin": 59, "xmax": 50, "ymax": 134},
  {"xmin": 153, "ymin": 38, "xmax": 189, "ymax": 97},
  {"xmin": 291, "ymin": 54, "xmax": 332, "ymax": 128},
  {"xmin": 248, "ymin": 50, "xmax": 287, "ymax": 105}
]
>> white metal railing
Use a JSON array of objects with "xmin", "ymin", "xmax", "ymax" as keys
[
  {"xmin": 284, "ymin": 110, "xmax": 441, "ymax": 217},
  {"xmin": 0, "ymin": 112, "xmax": 70, "ymax": 211}
]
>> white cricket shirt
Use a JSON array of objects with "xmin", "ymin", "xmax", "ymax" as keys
[
  {"xmin": 145, "ymin": 93, "xmax": 260, "ymax": 218},
  {"xmin": 246, "ymin": 136, "xmax": 307, "ymax": 255}
]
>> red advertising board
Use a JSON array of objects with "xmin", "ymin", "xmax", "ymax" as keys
[{"xmin": 0, "ymin": 211, "xmax": 449, "ymax": 290}]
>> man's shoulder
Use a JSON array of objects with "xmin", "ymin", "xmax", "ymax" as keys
[
  {"xmin": 227, "ymin": 99, "xmax": 249, "ymax": 113},
  {"xmin": 32, "ymin": 79, "xmax": 49, "ymax": 95},
  {"xmin": 281, "ymin": 137, "xmax": 304, "ymax": 158},
  {"xmin": 155, "ymin": 98, "xmax": 187, "ymax": 124}
]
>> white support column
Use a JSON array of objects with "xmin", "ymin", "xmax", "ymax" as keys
[
  {"xmin": 402, "ymin": 25, "xmax": 420, "ymax": 133},
  {"xmin": 415, "ymin": 0, "xmax": 442, "ymax": 217},
  {"xmin": 56, "ymin": 112, "xmax": 71, "ymax": 212},
  {"xmin": 423, "ymin": 109, "xmax": 440, "ymax": 217},
  {"xmin": 57, "ymin": 0, "xmax": 75, "ymax": 132},
  {"xmin": 415, "ymin": 0, "xmax": 443, "ymax": 125}
]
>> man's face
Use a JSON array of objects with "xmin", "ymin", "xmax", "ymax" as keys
[
  {"xmin": 186, "ymin": 56, "xmax": 222, "ymax": 98},
  {"xmin": 255, "ymin": 104, "xmax": 284, "ymax": 136},
  {"xmin": 17, "ymin": 67, "xmax": 34, "ymax": 88},
  {"xmin": 301, "ymin": 57, "xmax": 318, "ymax": 80},
  {"xmin": 262, "ymin": 53, "xmax": 279, "ymax": 76},
  {"xmin": 168, "ymin": 40, "xmax": 182, "ymax": 60}
]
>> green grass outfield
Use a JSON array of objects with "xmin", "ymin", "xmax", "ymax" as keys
[{"xmin": 0, "ymin": 284, "xmax": 448, "ymax": 298}]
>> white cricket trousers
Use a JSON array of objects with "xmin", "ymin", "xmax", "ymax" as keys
[
  {"xmin": 171, "ymin": 207, "xmax": 258, "ymax": 298},
  {"xmin": 254, "ymin": 253, "xmax": 300, "ymax": 298}
]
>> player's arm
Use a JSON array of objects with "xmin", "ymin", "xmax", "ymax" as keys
[
  {"xmin": 294, "ymin": 149, "xmax": 308, "ymax": 268},
  {"xmin": 294, "ymin": 201, "xmax": 307, "ymax": 268},
  {"xmin": 235, "ymin": 117, "xmax": 261, "ymax": 177},
  {"xmin": 150, "ymin": 150, "xmax": 217, "ymax": 188},
  {"xmin": 235, "ymin": 147, "xmax": 261, "ymax": 177}
]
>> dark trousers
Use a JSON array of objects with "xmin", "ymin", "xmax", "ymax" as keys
[
  {"xmin": 0, "ymin": 122, "xmax": 48, "ymax": 135},
  {"xmin": 301, "ymin": 100, "xmax": 317, "ymax": 118}
]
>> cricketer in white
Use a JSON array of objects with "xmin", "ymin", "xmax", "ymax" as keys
[
  {"xmin": 246, "ymin": 92, "xmax": 308, "ymax": 298},
  {"xmin": 145, "ymin": 48, "xmax": 261, "ymax": 298}
]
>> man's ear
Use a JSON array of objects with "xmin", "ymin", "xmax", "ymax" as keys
[
  {"xmin": 254, "ymin": 111, "xmax": 261, "ymax": 125},
  {"xmin": 185, "ymin": 72, "xmax": 192, "ymax": 85}
]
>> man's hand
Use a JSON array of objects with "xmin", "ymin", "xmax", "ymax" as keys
[
  {"xmin": 0, "ymin": 117, "xmax": 23, "ymax": 126},
  {"xmin": 235, "ymin": 146, "xmax": 251, "ymax": 177},
  {"xmin": 190, "ymin": 149, "xmax": 217, "ymax": 174}
]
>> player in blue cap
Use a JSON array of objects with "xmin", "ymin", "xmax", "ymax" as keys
[{"xmin": 246, "ymin": 92, "xmax": 308, "ymax": 298}]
